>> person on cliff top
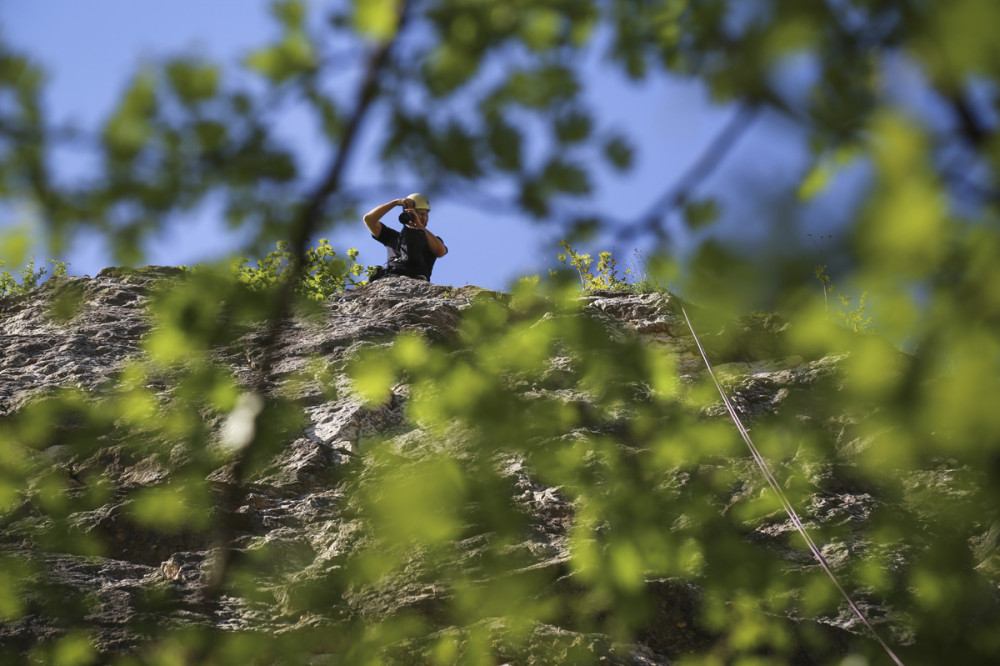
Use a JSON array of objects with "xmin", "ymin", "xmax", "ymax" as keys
[{"xmin": 362, "ymin": 193, "xmax": 447, "ymax": 282}]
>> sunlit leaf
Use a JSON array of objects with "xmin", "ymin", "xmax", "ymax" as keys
[
  {"xmin": 0, "ymin": 226, "xmax": 30, "ymax": 269},
  {"xmin": 129, "ymin": 481, "xmax": 209, "ymax": 530},
  {"xmin": 393, "ymin": 333, "xmax": 429, "ymax": 370},
  {"xmin": 797, "ymin": 159, "xmax": 833, "ymax": 201},
  {"xmin": 244, "ymin": 33, "xmax": 316, "ymax": 83},
  {"xmin": 519, "ymin": 9, "xmax": 563, "ymax": 51},
  {"xmin": 353, "ymin": 0, "xmax": 399, "ymax": 41},
  {"xmin": 144, "ymin": 327, "xmax": 197, "ymax": 365},
  {"xmin": 51, "ymin": 632, "xmax": 96, "ymax": 666},
  {"xmin": 798, "ymin": 146, "xmax": 858, "ymax": 201},
  {"xmin": 350, "ymin": 354, "xmax": 396, "ymax": 405},
  {"xmin": 609, "ymin": 541, "xmax": 644, "ymax": 591},
  {"xmin": 103, "ymin": 72, "xmax": 157, "ymax": 157},
  {"xmin": 366, "ymin": 454, "xmax": 466, "ymax": 545},
  {"xmin": 165, "ymin": 60, "xmax": 219, "ymax": 104}
]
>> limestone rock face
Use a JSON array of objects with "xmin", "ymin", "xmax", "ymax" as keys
[
  {"xmin": 0, "ymin": 268, "xmax": 179, "ymax": 416},
  {"xmin": 0, "ymin": 270, "xmax": 929, "ymax": 663}
]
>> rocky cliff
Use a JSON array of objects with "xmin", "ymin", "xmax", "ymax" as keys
[{"xmin": 1, "ymin": 269, "xmax": 993, "ymax": 664}]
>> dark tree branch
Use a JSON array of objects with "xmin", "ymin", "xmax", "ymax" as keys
[
  {"xmin": 940, "ymin": 157, "xmax": 1000, "ymax": 206},
  {"xmin": 199, "ymin": 0, "xmax": 415, "ymax": 632},
  {"xmin": 931, "ymin": 91, "xmax": 999, "ymax": 205},
  {"xmin": 615, "ymin": 102, "xmax": 758, "ymax": 243},
  {"xmin": 947, "ymin": 90, "xmax": 992, "ymax": 150},
  {"xmin": 423, "ymin": 104, "xmax": 759, "ymax": 250}
]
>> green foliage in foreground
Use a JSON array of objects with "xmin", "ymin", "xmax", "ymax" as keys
[
  {"xmin": 3, "ymin": 0, "xmax": 1000, "ymax": 662},
  {"xmin": 2, "ymin": 251, "xmax": 1000, "ymax": 664}
]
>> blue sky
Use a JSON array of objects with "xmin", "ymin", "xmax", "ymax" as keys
[{"xmin": 1, "ymin": 0, "xmax": 839, "ymax": 292}]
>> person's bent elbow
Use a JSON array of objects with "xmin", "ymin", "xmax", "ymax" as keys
[{"xmin": 363, "ymin": 215, "xmax": 382, "ymax": 236}]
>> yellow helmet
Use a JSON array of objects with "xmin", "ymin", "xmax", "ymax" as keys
[{"xmin": 407, "ymin": 192, "xmax": 431, "ymax": 211}]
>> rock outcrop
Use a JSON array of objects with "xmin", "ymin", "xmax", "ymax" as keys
[{"xmin": 0, "ymin": 269, "xmax": 986, "ymax": 664}]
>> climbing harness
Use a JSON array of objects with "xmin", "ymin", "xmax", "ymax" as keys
[{"xmin": 681, "ymin": 306, "xmax": 906, "ymax": 666}]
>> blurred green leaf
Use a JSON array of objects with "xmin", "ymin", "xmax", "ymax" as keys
[
  {"xmin": 306, "ymin": 87, "xmax": 344, "ymax": 140},
  {"xmin": 244, "ymin": 31, "xmax": 316, "ymax": 83},
  {"xmin": 0, "ymin": 227, "xmax": 31, "ymax": 269},
  {"xmin": 165, "ymin": 59, "xmax": 219, "ymax": 104},
  {"xmin": 495, "ymin": 65, "xmax": 580, "ymax": 109},
  {"xmin": 518, "ymin": 8, "xmax": 563, "ymax": 51},
  {"xmin": 917, "ymin": 0, "xmax": 1000, "ymax": 81},
  {"xmin": 51, "ymin": 632, "xmax": 96, "ymax": 666},
  {"xmin": 353, "ymin": 0, "xmax": 399, "ymax": 41},
  {"xmin": 0, "ymin": 561, "xmax": 26, "ymax": 620},
  {"xmin": 488, "ymin": 119, "xmax": 523, "ymax": 171},
  {"xmin": 682, "ymin": 197, "xmax": 720, "ymax": 229},
  {"xmin": 350, "ymin": 354, "xmax": 396, "ymax": 405},
  {"xmin": 541, "ymin": 158, "xmax": 590, "ymax": 194},
  {"xmin": 103, "ymin": 72, "xmax": 157, "ymax": 157},
  {"xmin": 194, "ymin": 120, "xmax": 227, "ymax": 150},
  {"xmin": 555, "ymin": 110, "xmax": 593, "ymax": 144},
  {"xmin": 366, "ymin": 453, "xmax": 467, "ymax": 545},
  {"xmin": 437, "ymin": 121, "xmax": 482, "ymax": 176},
  {"xmin": 129, "ymin": 480, "xmax": 210, "ymax": 530},
  {"xmin": 798, "ymin": 146, "xmax": 857, "ymax": 201},
  {"xmin": 862, "ymin": 113, "xmax": 949, "ymax": 274},
  {"xmin": 272, "ymin": 0, "xmax": 307, "ymax": 29},
  {"xmin": 45, "ymin": 278, "xmax": 84, "ymax": 323},
  {"xmin": 423, "ymin": 43, "xmax": 480, "ymax": 95},
  {"xmin": 797, "ymin": 159, "xmax": 832, "ymax": 201},
  {"xmin": 518, "ymin": 178, "xmax": 549, "ymax": 217},
  {"xmin": 603, "ymin": 135, "xmax": 634, "ymax": 170}
]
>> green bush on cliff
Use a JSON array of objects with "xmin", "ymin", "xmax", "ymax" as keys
[
  {"xmin": 233, "ymin": 239, "xmax": 375, "ymax": 300},
  {"xmin": 557, "ymin": 241, "xmax": 665, "ymax": 294},
  {"xmin": 0, "ymin": 258, "xmax": 68, "ymax": 298}
]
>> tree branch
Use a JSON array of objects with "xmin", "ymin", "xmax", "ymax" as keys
[
  {"xmin": 947, "ymin": 89, "xmax": 992, "ymax": 150},
  {"xmin": 615, "ymin": 102, "xmax": 758, "ymax": 242},
  {"xmin": 199, "ymin": 0, "xmax": 415, "ymax": 630}
]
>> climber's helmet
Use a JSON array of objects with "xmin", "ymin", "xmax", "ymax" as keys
[{"xmin": 407, "ymin": 192, "xmax": 431, "ymax": 212}]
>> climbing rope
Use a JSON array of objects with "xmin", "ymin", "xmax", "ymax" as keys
[{"xmin": 680, "ymin": 306, "xmax": 906, "ymax": 666}]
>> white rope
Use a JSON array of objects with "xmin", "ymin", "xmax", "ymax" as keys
[{"xmin": 681, "ymin": 306, "xmax": 906, "ymax": 666}]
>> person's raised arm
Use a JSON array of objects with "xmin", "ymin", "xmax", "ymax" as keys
[
  {"xmin": 408, "ymin": 215, "xmax": 448, "ymax": 257},
  {"xmin": 363, "ymin": 198, "xmax": 410, "ymax": 236}
]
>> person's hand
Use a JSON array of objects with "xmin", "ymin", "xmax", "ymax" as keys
[{"xmin": 398, "ymin": 197, "xmax": 424, "ymax": 228}]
